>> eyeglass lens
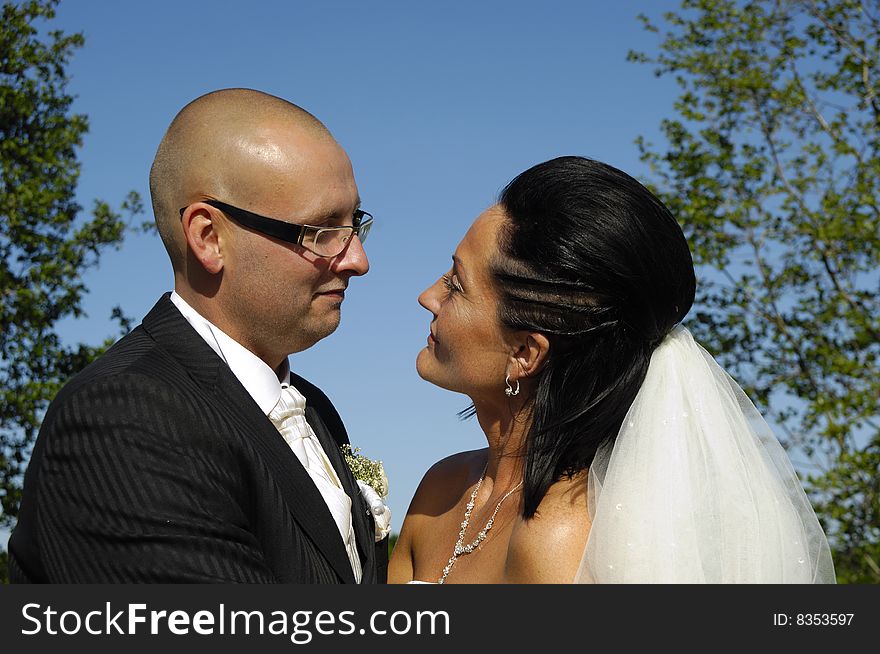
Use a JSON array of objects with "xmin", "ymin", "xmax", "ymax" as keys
[{"xmin": 306, "ymin": 220, "xmax": 371, "ymax": 257}]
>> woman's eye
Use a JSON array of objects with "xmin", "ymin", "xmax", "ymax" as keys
[{"xmin": 441, "ymin": 274, "xmax": 461, "ymax": 296}]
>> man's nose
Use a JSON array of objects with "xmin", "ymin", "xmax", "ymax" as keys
[{"xmin": 332, "ymin": 233, "xmax": 369, "ymax": 276}]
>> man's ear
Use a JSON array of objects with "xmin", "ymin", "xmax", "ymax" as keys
[
  {"xmin": 181, "ymin": 204, "xmax": 224, "ymax": 274},
  {"xmin": 510, "ymin": 332, "xmax": 550, "ymax": 380}
]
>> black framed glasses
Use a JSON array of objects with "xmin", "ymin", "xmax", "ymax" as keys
[{"xmin": 179, "ymin": 199, "xmax": 373, "ymax": 258}]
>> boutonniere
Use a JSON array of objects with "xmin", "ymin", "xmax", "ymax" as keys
[{"xmin": 341, "ymin": 445, "xmax": 391, "ymax": 542}]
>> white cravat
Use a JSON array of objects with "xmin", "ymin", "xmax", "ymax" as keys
[{"xmin": 269, "ymin": 383, "xmax": 362, "ymax": 583}]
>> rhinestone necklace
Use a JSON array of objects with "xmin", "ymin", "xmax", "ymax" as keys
[{"xmin": 437, "ymin": 465, "xmax": 523, "ymax": 584}]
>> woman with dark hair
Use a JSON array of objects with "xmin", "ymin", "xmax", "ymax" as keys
[{"xmin": 388, "ymin": 156, "xmax": 835, "ymax": 584}]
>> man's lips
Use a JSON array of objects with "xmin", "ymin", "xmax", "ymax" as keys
[{"xmin": 316, "ymin": 288, "xmax": 345, "ymax": 299}]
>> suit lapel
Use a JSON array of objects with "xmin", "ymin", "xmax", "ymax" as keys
[
  {"xmin": 214, "ymin": 369, "xmax": 356, "ymax": 583},
  {"xmin": 141, "ymin": 294, "xmax": 356, "ymax": 583},
  {"xmin": 306, "ymin": 406, "xmax": 376, "ymax": 580},
  {"xmin": 141, "ymin": 293, "xmax": 223, "ymax": 389}
]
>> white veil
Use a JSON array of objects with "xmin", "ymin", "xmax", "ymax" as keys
[{"xmin": 575, "ymin": 326, "xmax": 836, "ymax": 583}]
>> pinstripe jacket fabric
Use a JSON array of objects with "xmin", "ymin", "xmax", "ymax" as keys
[{"xmin": 8, "ymin": 294, "xmax": 387, "ymax": 583}]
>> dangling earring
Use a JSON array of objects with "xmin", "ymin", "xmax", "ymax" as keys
[{"xmin": 505, "ymin": 374, "xmax": 520, "ymax": 397}]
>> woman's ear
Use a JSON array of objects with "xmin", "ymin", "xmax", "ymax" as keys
[
  {"xmin": 510, "ymin": 332, "xmax": 550, "ymax": 380},
  {"xmin": 181, "ymin": 204, "xmax": 224, "ymax": 274}
]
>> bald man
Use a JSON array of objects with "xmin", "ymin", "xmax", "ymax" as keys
[{"xmin": 8, "ymin": 89, "xmax": 387, "ymax": 583}]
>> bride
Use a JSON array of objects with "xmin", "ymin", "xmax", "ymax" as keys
[{"xmin": 388, "ymin": 156, "xmax": 835, "ymax": 584}]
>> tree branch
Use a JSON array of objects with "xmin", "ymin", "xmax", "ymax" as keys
[
  {"xmin": 804, "ymin": 0, "xmax": 880, "ymax": 123},
  {"xmin": 748, "ymin": 88, "xmax": 880, "ymax": 341},
  {"xmin": 744, "ymin": 223, "xmax": 824, "ymax": 400},
  {"xmin": 806, "ymin": 0, "xmax": 871, "ymax": 64}
]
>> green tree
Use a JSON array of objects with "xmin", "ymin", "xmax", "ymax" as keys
[
  {"xmin": 388, "ymin": 532, "xmax": 398, "ymax": 558},
  {"xmin": 1, "ymin": 0, "xmax": 144, "ymax": 574},
  {"xmin": 631, "ymin": 0, "xmax": 879, "ymax": 582}
]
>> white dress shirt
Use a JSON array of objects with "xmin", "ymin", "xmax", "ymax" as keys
[{"xmin": 169, "ymin": 291, "xmax": 362, "ymax": 581}]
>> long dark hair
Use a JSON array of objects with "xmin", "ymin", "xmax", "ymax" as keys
[{"xmin": 494, "ymin": 156, "xmax": 695, "ymax": 518}]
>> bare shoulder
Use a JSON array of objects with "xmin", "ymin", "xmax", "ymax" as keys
[
  {"xmin": 405, "ymin": 448, "xmax": 487, "ymax": 516},
  {"xmin": 505, "ymin": 471, "xmax": 591, "ymax": 583},
  {"xmin": 388, "ymin": 448, "xmax": 486, "ymax": 583}
]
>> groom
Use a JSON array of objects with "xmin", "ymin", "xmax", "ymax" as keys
[{"xmin": 8, "ymin": 88, "xmax": 387, "ymax": 583}]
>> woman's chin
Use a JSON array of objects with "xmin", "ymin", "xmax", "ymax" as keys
[
  {"xmin": 415, "ymin": 354, "xmax": 456, "ymax": 392},
  {"xmin": 415, "ymin": 351, "xmax": 437, "ymax": 384}
]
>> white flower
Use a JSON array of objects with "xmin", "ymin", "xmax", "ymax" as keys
[
  {"xmin": 342, "ymin": 445, "xmax": 391, "ymax": 542},
  {"xmin": 356, "ymin": 480, "xmax": 392, "ymax": 542}
]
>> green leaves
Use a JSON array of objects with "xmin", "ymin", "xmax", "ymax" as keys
[
  {"xmin": 0, "ymin": 0, "xmax": 143, "ymax": 535},
  {"xmin": 634, "ymin": 0, "xmax": 880, "ymax": 582}
]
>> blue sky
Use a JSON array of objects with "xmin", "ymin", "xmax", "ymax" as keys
[{"xmin": 5, "ymin": 0, "xmax": 685, "ymax": 546}]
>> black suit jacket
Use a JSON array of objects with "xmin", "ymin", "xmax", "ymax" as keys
[{"xmin": 9, "ymin": 294, "xmax": 388, "ymax": 583}]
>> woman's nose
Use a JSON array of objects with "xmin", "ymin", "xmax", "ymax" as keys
[{"xmin": 418, "ymin": 278, "xmax": 442, "ymax": 315}]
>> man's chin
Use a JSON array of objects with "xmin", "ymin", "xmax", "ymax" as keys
[
  {"xmin": 313, "ymin": 313, "xmax": 343, "ymax": 341},
  {"xmin": 285, "ymin": 315, "xmax": 342, "ymax": 354}
]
